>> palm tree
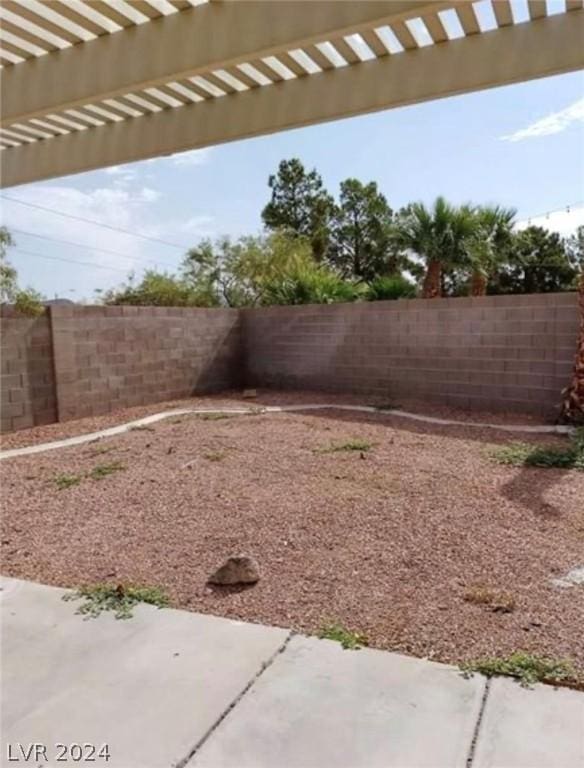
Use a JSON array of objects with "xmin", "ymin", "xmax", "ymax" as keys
[
  {"xmin": 465, "ymin": 205, "xmax": 516, "ymax": 296},
  {"xmin": 395, "ymin": 197, "xmax": 475, "ymax": 298}
]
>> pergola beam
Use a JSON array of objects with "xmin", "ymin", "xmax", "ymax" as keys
[
  {"xmin": 0, "ymin": 0, "xmax": 466, "ymax": 126},
  {"xmin": 2, "ymin": 12, "xmax": 583, "ymax": 188}
]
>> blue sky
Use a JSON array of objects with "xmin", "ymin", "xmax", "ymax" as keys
[{"xmin": 1, "ymin": 69, "xmax": 583, "ymax": 301}]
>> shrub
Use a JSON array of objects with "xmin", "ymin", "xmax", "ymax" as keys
[
  {"xmin": 13, "ymin": 289, "xmax": 45, "ymax": 317},
  {"xmin": 103, "ymin": 271, "xmax": 217, "ymax": 307},
  {"xmin": 491, "ymin": 429, "xmax": 584, "ymax": 471},
  {"xmin": 262, "ymin": 262, "xmax": 360, "ymax": 305},
  {"xmin": 366, "ymin": 274, "xmax": 417, "ymax": 301}
]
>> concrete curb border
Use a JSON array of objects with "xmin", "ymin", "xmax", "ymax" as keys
[{"xmin": 0, "ymin": 403, "xmax": 574, "ymax": 461}]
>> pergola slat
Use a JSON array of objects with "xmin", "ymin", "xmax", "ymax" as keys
[
  {"xmin": 527, "ymin": 1, "xmax": 548, "ymax": 19},
  {"xmin": 305, "ymin": 44, "xmax": 336, "ymax": 70},
  {"xmin": 0, "ymin": 1, "xmax": 86, "ymax": 44},
  {"xmin": 360, "ymin": 29, "xmax": 390, "ymax": 57},
  {"xmin": 83, "ymin": 2, "xmax": 134, "ymax": 28},
  {"xmin": 0, "ymin": 19, "xmax": 59, "ymax": 53},
  {"xmin": 130, "ymin": 2, "xmax": 166, "ymax": 20},
  {"xmin": 277, "ymin": 52, "xmax": 309, "ymax": 76},
  {"xmin": 492, "ymin": 0, "xmax": 514, "ymax": 27},
  {"xmin": 50, "ymin": 1, "xmax": 112, "ymax": 36},
  {"xmin": 0, "ymin": 38, "xmax": 35, "ymax": 60},
  {"xmin": 249, "ymin": 58, "xmax": 284, "ymax": 83},
  {"xmin": 1, "ymin": 1, "xmax": 463, "ymax": 125},
  {"xmin": 390, "ymin": 20, "xmax": 418, "ymax": 49},
  {"xmin": 456, "ymin": 5, "xmax": 481, "ymax": 35},
  {"xmin": 328, "ymin": 37, "xmax": 361, "ymax": 64},
  {"xmin": 200, "ymin": 72, "xmax": 239, "ymax": 94},
  {"xmin": 5, "ymin": 10, "xmax": 581, "ymax": 188},
  {"xmin": 229, "ymin": 66, "xmax": 262, "ymax": 89},
  {"xmin": 420, "ymin": 13, "xmax": 448, "ymax": 42}
]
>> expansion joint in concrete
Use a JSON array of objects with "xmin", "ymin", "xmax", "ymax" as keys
[{"xmin": 176, "ymin": 631, "xmax": 295, "ymax": 768}]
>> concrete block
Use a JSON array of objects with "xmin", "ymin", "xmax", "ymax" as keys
[
  {"xmin": 191, "ymin": 635, "xmax": 485, "ymax": 768},
  {"xmin": 472, "ymin": 677, "xmax": 584, "ymax": 768},
  {"xmin": 1, "ymin": 577, "xmax": 289, "ymax": 768}
]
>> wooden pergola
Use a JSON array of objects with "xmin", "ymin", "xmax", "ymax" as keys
[{"xmin": 0, "ymin": 0, "xmax": 583, "ymax": 188}]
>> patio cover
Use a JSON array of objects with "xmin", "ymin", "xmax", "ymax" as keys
[{"xmin": 0, "ymin": 0, "xmax": 583, "ymax": 187}]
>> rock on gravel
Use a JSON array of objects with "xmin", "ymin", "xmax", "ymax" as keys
[
  {"xmin": 550, "ymin": 566, "xmax": 584, "ymax": 588},
  {"xmin": 208, "ymin": 555, "xmax": 260, "ymax": 586}
]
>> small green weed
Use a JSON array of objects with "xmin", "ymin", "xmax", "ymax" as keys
[
  {"xmin": 89, "ymin": 461, "xmax": 126, "ymax": 480},
  {"xmin": 316, "ymin": 439, "xmax": 373, "ymax": 454},
  {"xmin": 54, "ymin": 473, "xmax": 82, "ymax": 491},
  {"xmin": 130, "ymin": 424, "xmax": 156, "ymax": 432},
  {"xmin": 197, "ymin": 413, "xmax": 233, "ymax": 421},
  {"xmin": 460, "ymin": 651, "xmax": 575, "ymax": 688},
  {"xmin": 491, "ymin": 429, "xmax": 584, "ymax": 471},
  {"xmin": 63, "ymin": 583, "xmax": 169, "ymax": 620},
  {"xmin": 318, "ymin": 622, "xmax": 368, "ymax": 650}
]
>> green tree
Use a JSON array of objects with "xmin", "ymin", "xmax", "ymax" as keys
[
  {"xmin": 565, "ymin": 224, "xmax": 584, "ymax": 273},
  {"xmin": 329, "ymin": 179, "xmax": 395, "ymax": 280},
  {"xmin": 490, "ymin": 226, "xmax": 576, "ymax": 294},
  {"xmin": 102, "ymin": 271, "xmax": 209, "ymax": 307},
  {"xmin": 262, "ymin": 158, "xmax": 335, "ymax": 259},
  {"xmin": 394, "ymin": 197, "xmax": 476, "ymax": 298},
  {"xmin": 0, "ymin": 227, "xmax": 45, "ymax": 315},
  {"xmin": 466, "ymin": 205, "xmax": 516, "ymax": 296},
  {"xmin": 0, "ymin": 226, "xmax": 17, "ymax": 302},
  {"xmin": 183, "ymin": 232, "xmax": 314, "ymax": 307}
]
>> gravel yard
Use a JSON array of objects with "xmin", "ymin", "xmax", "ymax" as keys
[{"xmin": 1, "ymin": 398, "xmax": 583, "ymax": 677}]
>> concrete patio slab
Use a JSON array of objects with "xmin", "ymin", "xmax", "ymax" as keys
[
  {"xmin": 1, "ymin": 577, "xmax": 289, "ymax": 768},
  {"xmin": 472, "ymin": 677, "xmax": 584, "ymax": 768},
  {"xmin": 190, "ymin": 634, "xmax": 485, "ymax": 768},
  {"xmin": 3, "ymin": 576, "xmax": 584, "ymax": 768}
]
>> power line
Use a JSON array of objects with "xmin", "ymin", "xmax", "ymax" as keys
[
  {"xmin": 12, "ymin": 247, "xmax": 130, "ymax": 274},
  {"xmin": 520, "ymin": 200, "xmax": 584, "ymax": 225},
  {"xmin": 9, "ymin": 227, "xmax": 178, "ymax": 270},
  {"xmin": 0, "ymin": 194, "xmax": 191, "ymax": 251}
]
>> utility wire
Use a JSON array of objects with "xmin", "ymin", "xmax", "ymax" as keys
[
  {"xmin": 12, "ymin": 247, "xmax": 131, "ymax": 274},
  {"xmin": 0, "ymin": 194, "xmax": 191, "ymax": 251},
  {"xmin": 9, "ymin": 227, "xmax": 178, "ymax": 270}
]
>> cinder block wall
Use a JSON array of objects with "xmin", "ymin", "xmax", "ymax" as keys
[
  {"xmin": 0, "ymin": 293, "xmax": 579, "ymax": 432},
  {"xmin": 0, "ymin": 308, "xmax": 57, "ymax": 433},
  {"xmin": 244, "ymin": 293, "xmax": 579, "ymax": 416},
  {"xmin": 48, "ymin": 305, "xmax": 243, "ymax": 421}
]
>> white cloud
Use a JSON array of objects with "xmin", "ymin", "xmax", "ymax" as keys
[
  {"xmin": 2, "ymin": 182, "xmax": 181, "ymax": 296},
  {"xmin": 146, "ymin": 147, "xmax": 213, "ymax": 167},
  {"xmin": 516, "ymin": 204, "xmax": 584, "ymax": 237},
  {"xmin": 501, "ymin": 97, "xmax": 584, "ymax": 142}
]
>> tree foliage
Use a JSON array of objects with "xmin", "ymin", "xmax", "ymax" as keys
[
  {"xmin": 394, "ymin": 197, "xmax": 476, "ymax": 298},
  {"xmin": 0, "ymin": 227, "xmax": 45, "ymax": 315},
  {"xmin": 103, "ymin": 271, "xmax": 207, "ymax": 307},
  {"xmin": 328, "ymin": 178, "xmax": 395, "ymax": 280},
  {"xmin": 489, "ymin": 226, "xmax": 577, "ymax": 294},
  {"xmin": 0, "ymin": 226, "xmax": 17, "ymax": 303},
  {"xmin": 262, "ymin": 158, "xmax": 335, "ymax": 259}
]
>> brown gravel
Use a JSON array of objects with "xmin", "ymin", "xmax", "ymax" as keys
[
  {"xmin": 1, "ymin": 403, "xmax": 582, "ymax": 677},
  {"xmin": 0, "ymin": 389, "xmax": 550, "ymax": 452}
]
